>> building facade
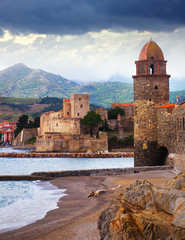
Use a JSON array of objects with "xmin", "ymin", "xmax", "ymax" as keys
[{"xmin": 0, "ymin": 121, "xmax": 16, "ymax": 143}]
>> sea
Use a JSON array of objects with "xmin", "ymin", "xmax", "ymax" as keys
[{"xmin": 0, "ymin": 147, "xmax": 134, "ymax": 233}]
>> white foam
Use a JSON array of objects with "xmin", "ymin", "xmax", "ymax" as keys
[{"xmin": 0, "ymin": 181, "xmax": 66, "ymax": 233}]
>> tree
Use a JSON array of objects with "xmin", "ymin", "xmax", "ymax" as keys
[
  {"xmin": 108, "ymin": 107, "xmax": 125, "ymax": 119},
  {"xmin": 14, "ymin": 115, "xmax": 40, "ymax": 137},
  {"xmin": 14, "ymin": 114, "xmax": 29, "ymax": 137},
  {"xmin": 82, "ymin": 110, "xmax": 102, "ymax": 136}
]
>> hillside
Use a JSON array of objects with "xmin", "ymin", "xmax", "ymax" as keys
[
  {"xmin": 0, "ymin": 63, "xmax": 78, "ymax": 98},
  {"xmin": 0, "ymin": 63, "xmax": 184, "ymax": 110}
]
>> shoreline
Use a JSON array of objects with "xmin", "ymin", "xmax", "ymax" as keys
[{"xmin": 0, "ymin": 169, "xmax": 176, "ymax": 240}]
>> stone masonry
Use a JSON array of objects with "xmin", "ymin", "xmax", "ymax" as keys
[{"xmin": 133, "ymin": 40, "xmax": 170, "ymax": 166}]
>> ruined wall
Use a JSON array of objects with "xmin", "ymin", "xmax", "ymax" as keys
[
  {"xmin": 119, "ymin": 116, "xmax": 134, "ymax": 132},
  {"xmin": 108, "ymin": 119, "xmax": 118, "ymax": 131},
  {"xmin": 13, "ymin": 128, "xmax": 38, "ymax": 146},
  {"xmin": 70, "ymin": 94, "xmax": 89, "ymax": 119},
  {"xmin": 36, "ymin": 132, "xmax": 108, "ymax": 153},
  {"xmin": 96, "ymin": 107, "xmax": 108, "ymax": 121}
]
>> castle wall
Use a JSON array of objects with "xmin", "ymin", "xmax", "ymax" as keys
[
  {"xmin": 157, "ymin": 103, "xmax": 185, "ymax": 171},
  {"xmin": 40, "ymin": 112, "xmax": 81, "ymax": 135},
  {"xmin": 70, "ymin": 94, "xmax": 89, "ymax": 119},
  {"xmin": 36, "ymin": 132, "xmax": 108, "ymax": 153},
  {"xmin": 63, "ymin": 100, "xmax": 71, "ymax": 118}
]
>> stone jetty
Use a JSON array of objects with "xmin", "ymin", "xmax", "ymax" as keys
[{"xmin": 0, "ymin": 152, "xmax": 134, "ymax": 158}]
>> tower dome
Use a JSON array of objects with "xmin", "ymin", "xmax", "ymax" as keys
[{"xmin": 139, "ymin": 40, "xmax": 164, "ymax": 61}]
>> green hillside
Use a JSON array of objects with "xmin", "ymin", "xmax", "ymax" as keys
[
  {"xmin": 0, "ymin": 63, "xmax": 78, "ymax": 98},
  {"xmin": 0, "ymin": 63, "xmax": 184, "ymax": 112}
]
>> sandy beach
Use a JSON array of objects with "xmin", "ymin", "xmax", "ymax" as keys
[{"xmin": 0, "ymin": 169, "xmax": 176, "ymax": 240}]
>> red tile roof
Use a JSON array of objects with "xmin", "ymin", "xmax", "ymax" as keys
[
  {"xmin": 63, "ymin": 99, "xmax": 70, "ymax": 102},
  {"xmin": 157, "ymin": 104, "xmax": 175, "ymax": 113},
  {"xmin": 111, "ymin": 103, "xmax": 134, "ymax": 108}
]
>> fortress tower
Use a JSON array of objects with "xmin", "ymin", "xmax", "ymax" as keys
[{"xmin": 133, "ymin": 40, "xmax": 170, "ymax": 166}]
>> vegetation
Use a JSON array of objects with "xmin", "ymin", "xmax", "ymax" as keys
[
  {"xmin": 14, "ymin": 115, "xmax": 40, "ymax": 137},
  {"xmin": 108, "ymin": 107, "xmax": 125, "ymax": 119},
  {"xmin": 25, "ymin": 137, "xmax": 36, "ymax": 145},
  {"xmin": 82, "ymin": 110, "xmax": 102, "ymax": 136},
  {"xmin": 109, "ymin": 134, "xmax": 134, "ymax": 149},
  {"xmin": 170, "ymin": 90, "xmax": 185, "ymax": 103}
]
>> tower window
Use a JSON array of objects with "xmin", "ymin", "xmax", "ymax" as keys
[
  {"xmin": 149, "ymin": 99, "xmax": 151, "ymax": 101},
  {"xmin": 67, "ymin": 112, "xmax": 69, "ymax": 115},
  {"xmin": 80, "ymin": 104, "xmax": 83, "ymax": 108},
  {"xmin": 77, "ymin": 113, "xmax": 80, "ymax": 116},
  {"xmin": 150, "ymin": 64, "xmax": 154, "ymax": 74},
  {"xmin": 155, "ymin": 86, "xmax": 158, "ymax": 90},
  {"xmin": 151, "ymin": 56, "xmax": 154, "ymax": 59},
  {"xmin": 79, "ymin": 98, "xmax": 81, "ymax": 101}
]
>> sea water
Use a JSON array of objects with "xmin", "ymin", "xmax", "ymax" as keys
[
  {"xmin": 0, "ymin": 148, "xmax": 134, "ymax": 233},
  {"xmin": 0, "ymin": 181, "xmax": 66, "ymax": 233}
]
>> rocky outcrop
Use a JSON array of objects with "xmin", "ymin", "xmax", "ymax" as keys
[{"xmin": 99, "ymin": 171, "xmax": 185, "ymax": 240}]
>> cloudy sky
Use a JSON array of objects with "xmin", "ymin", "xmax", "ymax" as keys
[{"xmin": 0, "ymin": 0, "xmax": 185, "ymax": 90}]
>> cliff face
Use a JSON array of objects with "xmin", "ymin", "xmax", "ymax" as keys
[{"xmin": 99, "ymin": 171, "xmax": 185, "ymax": 240}]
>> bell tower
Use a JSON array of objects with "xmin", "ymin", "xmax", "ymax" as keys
[{"xmin": 133, "ymin": 40, "xmax": 170, "ymax": 166}]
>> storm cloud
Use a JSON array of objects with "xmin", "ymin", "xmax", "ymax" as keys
[{"xmin": 0, "ymin": 0, "xmax": 185, "ymax": 35}]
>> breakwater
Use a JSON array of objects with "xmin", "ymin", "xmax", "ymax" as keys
[
  {"xmin": 0, "ymin": 152, "xmax": 134, "ymax": 158},
  {"xmin": 32, "ymin": 165, "xmax": 173, "ymax": 178},
  {"xmin": 0, "ymin": 166, "xmax": 173, "ymax": 181}
]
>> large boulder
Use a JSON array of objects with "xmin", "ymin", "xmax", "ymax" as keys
[{"xmin": 99, "ymin": 171, "xmax": 185, "ymax": 240}]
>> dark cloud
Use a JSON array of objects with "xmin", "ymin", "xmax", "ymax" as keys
[{"xmin": 0, "ymin": 0, "xmax": 185, "ymax": 35}]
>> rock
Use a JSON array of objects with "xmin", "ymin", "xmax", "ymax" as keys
[{"xmin": 99, "ymin": 171, "xmax": 185, "ymax": 240}]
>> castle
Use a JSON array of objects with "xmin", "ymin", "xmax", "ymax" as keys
[
  {"xmin": 36, "ymin": 94, "xmax": 108, "ymax": 152},
  {"xmin": 133, "ymin": 40, "xmax": 185, "ymax": 170}
]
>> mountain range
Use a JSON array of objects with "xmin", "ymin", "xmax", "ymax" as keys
[{"xmin": 0, "ymin": 63, "xmax": 184, "ymax": 108}]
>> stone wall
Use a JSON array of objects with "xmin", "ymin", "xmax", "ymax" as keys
[
  {"xmin": 40, "ymin": 112, "xmax": 81, "ymax": 135},
  {"xmin": 133, "ymin": 74, "xmax": 170, "ymax": 166},
  {"xmin": 96, "ymin": 107, "xmax": 108, "ymax": 121},
  {"xmin": 13, "ymin": 128, "xmax": 38, "ymax": 146},
  {"xmin": 157, "ymin": 103, "xmax": 185, "ymax": 171},
  {"xmin": 70, "ymin": 94, "xmax": 89, "ymax": 119},
  {"xmin": 31, "ymin": 165, "xmax": 173, "ymax": 178},
  {"xmin": 36, "ymin": 131, "xmax": 108, "ymax": 153},
  {"xmin": 119, "ymin": 116, "xmax": 134, "ymax": 132}
]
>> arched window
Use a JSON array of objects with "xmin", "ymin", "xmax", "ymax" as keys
[{"xmin": 150, "ymin": 64, "xmax": 154, "ymax": 74}]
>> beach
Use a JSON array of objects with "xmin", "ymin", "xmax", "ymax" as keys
[{"xmin": 0, "ymin": 169, "xmax": 176, "ymax": 240}]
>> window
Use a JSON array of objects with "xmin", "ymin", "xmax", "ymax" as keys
[
  {"xmin": 67, "ymin": 112, "xmax": 69, "ymax": 115},
  {"xmin": 150, "ymin": 64, "xmax": 154, "ymax": 74},
  {"xmin": 155, "ymin": 86, "xmax": 158, "ymax": 90},
  {"xmin": 80, "ymin": 104, "xmax": 83, "ymax": 108},
  {"xmin": 149, "ymin": 99, "xmax": 151, "ymax": 102},
  {"xmin": 56, "ymin": 123, "xmax": 58, "ymax": 127},
  {"xmin": 79, "ymin": 98, "xmax": 81, "ymax": 101},
  {"xmin": 77, "ymin": 113, "xmax": 80, "ymax": 116}
]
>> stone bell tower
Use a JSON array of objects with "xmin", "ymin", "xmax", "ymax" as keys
[{"xmin": 133, "ymin": 40, "xmax": 170, "ymax": 166}]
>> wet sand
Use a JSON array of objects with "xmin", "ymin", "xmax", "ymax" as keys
[{"xmin": 0, "ymin": 170, "xmax": 176, "ymax": 240}]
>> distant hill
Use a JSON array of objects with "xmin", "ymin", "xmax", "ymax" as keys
[
  {"xmin": 0, "ymin": 63, "xmax": 78, "ymax": 98},
  {"xmin": 0, "ymin": 63, "xmax": 184, "ymax": 109}
]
